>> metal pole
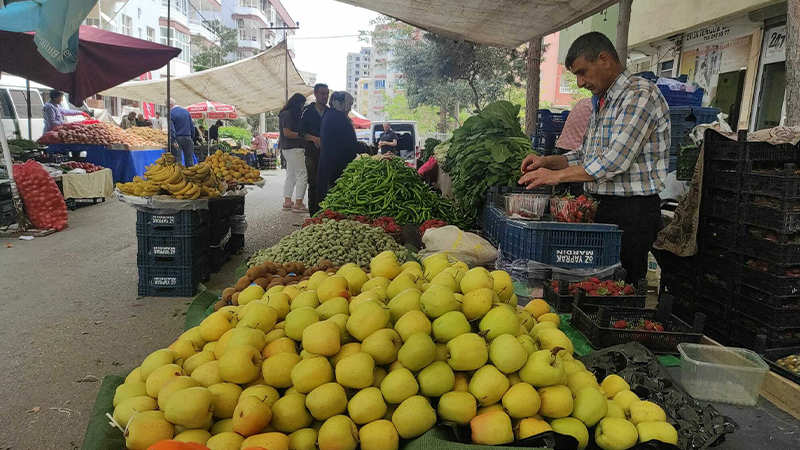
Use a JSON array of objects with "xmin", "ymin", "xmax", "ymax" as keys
[
  {"xmin": 25, "ymin": 80, "xmax": 32, "ymax": 139},
  {"xmin": 167, "ymin": 0, "xmax": 172, "ymax": 152},
  {"xmin": 285, "ymin": 38, "xmax": 289, "ymax": 102}
]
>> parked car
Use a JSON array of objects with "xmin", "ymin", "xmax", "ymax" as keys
[
  {"xmin": 0, "ymin": 73, "xmax": 85, "ymax": 141},
  {"xmin": 369, "ymin": 120, "xmax": 420, "ymax": 165}
]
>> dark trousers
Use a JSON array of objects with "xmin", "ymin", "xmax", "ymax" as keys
[
  {"xmin": 257, "ymin": 154, "xmax": 267, "ymax": 169},
  {"xmin": 305, "ymin": 142, "xmax": 321, "ymax": 215},
  {"xmin": 172, "ymin": 136, "xmax": 194, "ymax": 165},
  {"xmin": 594, "ymin": 194, "xmax": 661, "ymax": 285}
]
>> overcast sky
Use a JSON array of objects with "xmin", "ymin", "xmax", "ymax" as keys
[{"xmin": 284, "ymin": 0, "xmax": 379, "ymax": 91}]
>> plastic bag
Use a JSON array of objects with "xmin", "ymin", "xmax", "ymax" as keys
[
  {"xmin": 230, "ymin": 214, "xmax": 248, "ymax": 235},
  {"xmin": 496, "ymin": 253, "xmax": 621, "ymax": 287},
  {"xmin": 13, "ymin": 160, "xmax": 68, "ymax": 230},
  {"xmin": 419, "ymin": 225, "xmax": 498, "ymax": 266}
]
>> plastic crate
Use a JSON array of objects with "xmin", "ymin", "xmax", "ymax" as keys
[
  {"xmin": 137, "ymin": 225, "xmax": 209, "ymax": 266},
  {"xmin": 738, "ymin": 262, "xmax": 800, "ymax": 297},
  {"xmin": 740, "ymin": 204, "xmax": 800, "ymax": 233},
  {"xmin": 704, "ymin": 132, "xmax": 741, "ymax": 162},
  {"xmin": 0, "ymin": 209, "xmax": 14, "ymax": 227},
  {"xmin": 704, "ymin": 169, "xmax": 741, "ymax": 192},
  {"xmin": 0, "ymin": 198, "xmax": 13, "ymax": 213},
  {"xmin": 482, "ymin": 206, "xmax": 506, "ymax": 245},
  {"xmin": 658, "ymin": 85, "xmax": 704, "ymax": 107},
  {"xmin": 0, "ymin": 182, "xmax": 11, "ymax": 199},
  {"xmin": 737, "ymin": 232, "xmax": 800, "ymax": 265},
  {"xmin": 743, "ymin": 168, "xmax": 800, "ymax": 199},
  {"xmin": 761, "ymin": 346, "xmax": 800, "ymax": 386},
  {"xmin": 704, "ymin": 223, "xmax": 738, "ymax": 250},
  {"xmin": 501, "ymin": 221, "xmax": 622, "ymax": 268},
  {"xmin": 699, "ymin": 196, "xmax": 738, "ymax": 222},
  {"xmin": 677, "ymin": 343, "xmax": 768, "ymax": 407},
  {"xmin": 136, "ymin": 209, "xmax": 208, "ymax": 236},
  {"xmin": 138, "ymin": 253, "xmax": 208, "ymax": 297},
  {"xmin": 209, "ymin": 212, "xmax": 232, "ymax": 246},
  {"xmin": 743, "ymin": 141, "xmax": 800, "ymax": 162},
  {"xmin": 730, "ymin": 311, "xmax": 800, "ymax": 349},
  {"xmin": 738, "ymin": 283, "xmax": 800, "ymax": 310},
  {"xmin": 536, "ymin": 109, "xmax": 567, "ymax": 134},
  {"xmin": 676, "ymin": 146, "xmax": 701, "ymax": 181},
  {"xmin": 532, "ymin": 132, "xmax": 560, "ymax": 150},
  {"xmin": 229, "ymin": 233, "xmax": 245, "ymax": 251},
  {"xmin": 733, "ymin": 294, "xmax": 800, "ymax": 328},
  {"xmin": 543, "ymin": 279, "xmax": 647, "ymax": 313},
  {"xmin": 209, "ymin": 243, "xmax": 232, "ymax": 274},
  {"xmin": 669, "ymin": 106, "xmax": 719, "ymax": 156},
  {"xmin": 570, "ymin": 301, "xmax": 705, "ymax": 354}
]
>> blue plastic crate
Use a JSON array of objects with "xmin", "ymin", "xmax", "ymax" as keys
[
  {"xmin": 136, "ymin": 209, "xmax": 208, "ymax": 236},
  {"xmin": 536, "ymin": 109, "xmax": 567, "ymax": 134},
  {"xmin": 658, "ymin": 85, "xmax": 704, "ymax": 107},
  {"xmin": 482, "ymin": 206, "xmax": 507, "ymax": 245},
  {"xmin": 501, "ymin": 221, "xmax": 623, "ymax": 268},
  {"xmin": 669, "ymin": 107, "xmax": 720, "ymax": 154},
  {"xmin": 137, "ymin": 225, "xmax": 209, "ymax": 266},
  {"xmin": 138, "ymin": 253, "xmax": 208, "ymax": 297},
  {"xmin": 532, "ymin": 132, "xmax": 560, "ymax": 150}
]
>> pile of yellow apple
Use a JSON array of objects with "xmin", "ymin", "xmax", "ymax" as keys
[{"xmin": 111, "ymin": 251, "xmax": 678, "ymax": 450}]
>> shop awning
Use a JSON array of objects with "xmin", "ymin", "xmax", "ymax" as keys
[
  {"xmin": 333, "ymin": 0, "xmax": 619, "ymax": 48},
  {"xmin": 100, "ymin": 42, "xmax": 312, "ymax": 116}
]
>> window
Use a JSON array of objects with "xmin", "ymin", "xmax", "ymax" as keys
[
  {"xmin": 160, "ymin": 27, "xmax": 191, "ymax": 63},
  {"xmin": 84, "ymin": 17, "xmax": 100, "ymax": 28},
  {"xmin": 162, "ymin": 0, "xmax": 188, "ymax": 16},
  {"xmin": 559, "ymin": 73, "xmax": 574, "ymax": 94},
  {"xmin": 356, "ymin": 57, "xmax": 360, "ymax": 61},
  {"xmin": 375, "ymin": 80, "xmax": 386, "ymax": 89},
  {"xmin": 139, "ymin": 28, "xmax": 142, "ymax": 38},
  {"xmin": 237, "ymin": 19, "xmax": 244, "ymax": 28},
  {"xmin": 355, "ymin": 71, "xmax": 360, "ymax": 75},
  {"xmin": 9, "ymin": 89, "xmax": 44, "ymax": 119},
  {"xmin": 121, "ymin": 14, "xmax": 132, "ymax": 36},
  {"xmin": 138, "ymin": 8, "xmax": 141, "ymax": 18},
  {"xmin": 147, "ymin": 27, "xmax": 155, "ymax": 42},
  {"xmin": 659, "ymin": 60, "xmax": 674, "ymax": 78},
  {"xmin": 363, "ymin": 82, "xmax": 369, "ymax": 89}
]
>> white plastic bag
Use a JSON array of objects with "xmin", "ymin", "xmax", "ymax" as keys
[{"xmin": 419, "ymin": 225, "xmax": 498, "ymax": 266}]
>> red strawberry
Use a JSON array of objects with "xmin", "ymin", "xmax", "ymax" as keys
[
  {"xmin": 654, "ymin": 324, "xmax": 665, "ymax": 332},
  {"xmin": 614, "ymin": 320, "xmax": 627, "ymax": 329},
  {"xmin": 588, "ymin": 277, "xmax": 601, "ymax": 284},
  {"xmin": 644, "ymin": 321, "xmax": 655, "ymax": 331},
  {"xmin": 623, "ymin": 285, "xmax": 635, "ymax": 295}
]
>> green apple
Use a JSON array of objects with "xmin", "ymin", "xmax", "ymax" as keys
[
  {"xmin": 387, "ymin": 272, "xmax": 420, "ymax": 299},
  {"xmin": 461, "ymin": 288, "xmax": 496, "ymax": 321},
  {"xmin": 362, "ymin": 276, "xmax": 391, "ymax": 292},
  {"xmin": 262, "ymin": 352, "xmax": 301, "ymax": 388},
  {"xmin": 393, "ymin": 310, "xmax": 432, "ymax": 342},
  {"xmin": 516, "ymin": 418, "xmax": 552, "ymax": 439},
  {"xmin": 124, "ymin": 410, "xmax": 174, "ymax": 450},
  {"xmin": 173, "ymin": 429, "xmax": 211, "ymax": 445},
  {"xmin": 145, "ymin": 364, "xmax": 185, "ymax": 398},
  {"xmin": 416, "ymin": 361, "xmax": 455, "ymax": 397},
  {"xmin": 397, "ymin": 332, "xmax": 437, "ymax": 372},
  {"xmin": 346, "ymin": 300, "xmax": 390, "ymax": 341},
  {"xmin": 207, "ymin": 382, "xmax": 242, "ymax": 419},
  {"xmin": 479, "ymin": 304, "xmax": 519, "ymax": 341},
  {"xmin": 572, "ymin": 385, "xmax": 608, "ymax": 427},
  {"xmin": 519, "ymin": 348, "xmax": 566, "ymax": 387},
  {"xmin": 168, "ymin": 339, "xmax": 199, "ymax": 363},
  {"xmin": 190, "ymin": 361, "xmax": 222, "ymax": 388},
  {"xmin": 306, "ymin": 382, "xmax": 348, "ymax": 420},
  {"xmin": 446, "ymin": 333, "xmax": 488, "ymax": 371},
  {"xmin": 567, "ymin": 371, "xmax": 600, "ymax": 395},
  {"xmin": 601, "ymin": 374, "xmax": 630, "ymax": 399},
  {"xmin": 348, "ymin": 386, "xmax": 387, "ymax": 424},
  {"xmin": 387, "ymin": 288, "xmax": 422, "ymax": 323},
  {"xmin": 317, "ymin": 275, "xmax": 352, "ymax": 302},
  {"xmin": 629, "ymin": 400, "xmax": 666, "ymax": 425},
  {"xmin": 140, "ymin": 349, "xmax": 183, "ymax": 382},
  {"xmin": 316, "ymin": 296, "xmax": 349, "ymax": 319},
  {"xmin": 271, "ymin": 393, "xmax": 313, "ymax": 433},
  {"xmin": 419, "ymin": 284, "xmax": 460, "ymax": 318},
  {"xmin": 428, "ymin": 271, "xmax": 459, "ymax": 292},
  {"xmin": 460, "ymin": 267, "xmax": 494, "ymax": 293},
  {"xmin": 605, "ymin": 399, "xmax": 626, "ymax": 418},
  {"xmin": 595, "ymin": 417, "xmax": 638, "ymax": 450},
  {"xmin": 391, "ymin": 396, "xmax": 436, "ymax": 439},
  {"xmin": 291, "ymin": 355, "xmax": 334, "ymax": 394},
  {"xmin": 113, "ymin": 382, "xmax": 147, "ymax": 408},
  {"xmin": 164, "ymin": 386, "xmax": 214, "ymax": 429},
  {"xmin": 432, "ymin": 311, "xmax": 471, "ymax": 343},
  {"xmin": 359, "ymin": 419, "xmax": 399, "ymax": 450},
  {"xmin": 636, "ymin": 421, "xmax": 678, "ymax": 445},
  {"xmin": 536, "ymin": 328, "xmax": 574, "ymax": 356},
  {"xmin": 371, "ymin": 251, "xmax": 403, "ymax": 280},
  {"xmin": 335, "ymin": 352, "xmax": 375, "ymax": 389},
  {"xmin": 288, "ymin": 428, "xmax": 318, "ymax": 450},
  {"xmin": 517, "ymin": 335, "xmax": 538, "ymax": 355},
  {"xmin": 437, "ymin": 391, "xmax": 477, "ymax": 425},
  {"xmin": 563, "ymin": 359, "xmax": 587, "ymax": 376},
  {"xmin": 361, "ymin": 329, "xmax": 402, "ymax": 365},
  {"xmin": 264, "ymin": 329, "xmax": 287, "ymax": 345},
  {"xmin": 308, "ymin": 271, "xmax": 330, "ymax": 290},
  {"xmin": 502, "ymin": 382, "xmax": 541, "ymax": 418},
  {"xmin": 350, "ymin": 290, "xmax": 385, "ymax": 314},
  {"xmin": 266, "ymin": 293, "xmax": 292, "ymax": 320},
  {"xmin": 218, "ymin": 345, "xmax": 262, "ymax": 384},
  {"xmin": 517, "ymin": 310, "xmax": 537, "ymax": 332},
  {"xmin": 112, "ymin": 396, "xmax": 157, "ymax": 428},
  {"xmin": 241, "ymin": 385, "xmax": 280, "ymax": 408},
  {"xmin": 489, "ymin": 333, "xmax": 528, "ymax": 373},
  {"xmin": 380, "ymin": 368, "xmax": 419, "ymax": 404},
  {"xmin": 182, "ymin": 351, "xmax": 215, "ymax": 377},
  {"xmin": 373, "ymin": 367, "xmax": 388, "ymax": 388},
  {"xmin": 199, "ymin": 310, "xmax": 236, "ymax": 342},
  {"xmin": 538, "ymin": 385, "xmax": 574, "ymax": 418},
  {"xmin": 329, "ymin": 342, "xmax": 361, "ymax": 368},
  {"xmin": 291, "ymin": 291, "xmax": 321, "ymax": 310},
  {"xmin": 301, "ymin": 321, "xmax": 341, "ymax": 356},
  {"xmin": 341, "ymin": 267, "xmax": 369, "ymax": 294},
  {"xmin": 470, "ymin": 410, "xmax": 514, "ymax": 445},
  {"xmin": 551, "ymin": 417, "xmax": 589, "ymax": 450},
  {"xmin": 490, "ymin": 270, "xmax": 514, "ymax": 302},
  {"xmin": 469, "ymin": 365, "xmax": 509, "ymax": 406},
  {"xmin": 318, "ymin": 414, "xmax": 359, "ymax": 450},
  {"xmin": 157, "ymin": 376, "xmax": 199, "ymax": 410},
  {"xmin": 232, "ymin": 394, "xmax": 273, "ymax": 436},
  {"xmin": 326, "ymin": 313, "xmax": 353, "ymax": 344},
  {"xmin": 240, "ymin": 432, "xmax": 290, "ymax": 450},
  {"xmin": 422, "ymin": 257, "xmax": 451, "ymax": 281},
  {"xmin": 206, "ymin": 431, "xmax": 243, "ymax": 449},
  {"xmin": 285, "ymin": 307, "xmax": 320, "ymax": 341},
  {"xmin": 613, "ymin": 390, "xmax": 641, "ymax": 416}
]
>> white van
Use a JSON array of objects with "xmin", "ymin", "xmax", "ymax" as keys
[
  {"xmin": 369, "ymin": 120, "xmax": 420, "ymax": 164},
  {"xmin": 0, "ymin": 74, "xmax": 84, "ymax": 141}
]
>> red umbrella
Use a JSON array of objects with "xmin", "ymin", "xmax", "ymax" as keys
[
  {"xmin": 0, "ymin": 26, "xmax": 180, "ymax": 104},
  {"xmin": 350, "ymin": 115, "xmax": 371, "ymax": 129},
  {"xmin": 187, "ymin": 101, "xmax": 239, "ymax": 120}
]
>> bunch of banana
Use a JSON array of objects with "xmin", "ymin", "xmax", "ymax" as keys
[
  {"xmin": 116, "ymin": 177, "xmax": 162, "ymax": 197},
  {"xmin": 183, "ymin": 163, "xmax": 222, "ymax": 197},
  {"xmin": 145, "ymin": 163, "xmax": 184, "ymax": 185},
  {"xmin": 170, "ymin": 181, "xmax": 202, "ymax": 200},
  {"xmin": 154, "ymin": 153, "xmax": 176, "ymax": 165}
]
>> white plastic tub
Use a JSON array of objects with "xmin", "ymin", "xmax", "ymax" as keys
[{"xmin": 677, "ymin": 343, "xmax": 769, "ymax": 406}]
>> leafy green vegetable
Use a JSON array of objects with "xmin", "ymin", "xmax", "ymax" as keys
[
  {"xmin": 442, "ymin": 101, "xmax": 534, "ymax": 217},
  {"xmin": 421, "ymin": 138, "xmax": 441, "ymax": 161},
  {"xmin": 218, "ymin": 126, "xmax": 252, "ymax": 142}
]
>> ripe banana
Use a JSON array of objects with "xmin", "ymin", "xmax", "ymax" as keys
[
  {"xmin": 166, "ymin": 179, "xmax": 188, "ymax": 192},
  {"xmin": 174, "ymin": 182, "xmax": 195, "ymax": 196}
]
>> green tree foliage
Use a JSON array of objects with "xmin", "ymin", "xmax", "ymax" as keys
[
  {"xmin": 219, "ymin": 126, "xmax": 252, "ymax": 143},
  {"xmin": 382, "ymin": 93, "xmax": 445, "ymax": 135},
  {"xmin": 560, "ymin": 72, "xmax": 592, "ymax": 106},
  {"xmin": 191, "ymin": 21, "xmax": 239, "ymax": 72}
]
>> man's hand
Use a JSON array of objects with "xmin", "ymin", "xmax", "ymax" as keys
[
  {"xmin": 311, "ymin": 136, "xmax": 321, "ymax": 146},
  {"xmin": 81, "ymin": 112, "xmax": 90, "ymax": 119},
  {"xmin": 521, "ymin": 153, "xmax": 547, "ymax": 173},
  {"xmin": 518, "ymin": 168, "xmax": 561, "ymax": 188}
]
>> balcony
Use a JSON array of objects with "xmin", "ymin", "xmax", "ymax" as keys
[
  {"xmin": 160, "ymin": 4, "xmax": 189, "ymax": 28},
  {"xmin": 232, "ymin": 5, "xmax": 271, "ymax": 28},
  {"xmin": 189, "ymin": 0, "xmax": 221, "ymax": 10},
  {"xmin": 188, "ymin": 19, "xmax": 217, "ymax": 44},
  {"xmin": 237, "ymin": 38, "xmax": 262, "ymax": 51}
]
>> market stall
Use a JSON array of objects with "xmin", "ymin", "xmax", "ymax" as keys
[{"xmin": 60, "ymin": 167, "xmax": 113, "ymax": 201}]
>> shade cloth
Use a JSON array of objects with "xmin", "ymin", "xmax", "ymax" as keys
[
  {"xmin": 61, "ymin": 168, "xmax": 113, "ymax": 199},
  {"xmin": 0, "ymin": 26, "xmax": 180, "ymax": 104},
  {"xmin": 333, "ymin": 0, "xmax": 619, "ymax": 48},
  {"xmin": 100, "ymin": 42, "xmax": 312, "ymax": 116},
  {"xmin": 46, "ymin": 144, "xmax": 196, "ymax": 183},
  {"xmin": 0, "ymin": 0, "xmax": 96, "ymax": 72}
]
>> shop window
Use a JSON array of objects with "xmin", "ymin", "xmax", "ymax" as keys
[
  {"xmin": 121, "ymin": 14, "xmax": 132, "ymax": 36},
  {"xmin": 659, "ymin": 60, "xmax": 674, "ymax": 78}
]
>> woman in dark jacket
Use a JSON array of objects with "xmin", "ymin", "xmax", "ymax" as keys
[{"xmin": 317, "ymin": 91, "xmax": 360, "ymax": 205}]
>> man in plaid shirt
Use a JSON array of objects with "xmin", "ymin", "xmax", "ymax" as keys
[{"xmin": 519, "ymin": 32, "xmax": 670, "ymax": 283}]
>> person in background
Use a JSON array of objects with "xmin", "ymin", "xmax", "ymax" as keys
[
  {"xmin": 317, "ymin": 91, "xmax": 360, "ymax": 206},
  {"xmin": 193, "ymin": 123, "xmax": 203, "ymax": 145},
  {"xmin": 209, "ymin": 120, "xmax": 222, "ymax": 143},
  {"xmin": 136, "ymin": 113, "xmax": 151, "ymax": 127},
  {"xmin": 553, "ymin": 97, "xmax": 593, "ymax": 196},
  {"xmin": 279, "ymin": 93, "xmax": 308, "ymax": 213},
  {"xmin": 519, "ymin": 32, "xmax": 670, "ymax": 284},
  {"xmin": 377, "ymin": 122, "xmax": 397, "ymax": 154},
  {"xmin": 120, "ymin": 111, "xmax": 137, "ymax": 129},
  {"xmin": 299, "ymin": 83, "xmax": 330, "ymax": 215},
  {"xmin": 169, "ymin": 98, "xmax": 197, "ymax": 165},
  {"xmin": 253, "ymin": 133, "xmax": 269, "ymax": 170},
  {"xmin": 43, "ymin": 90, "xmax": 88, "ymax": 133},
  {"xmin": 152, "ymin": 111, "xmax": 163, "ymax": 130}
]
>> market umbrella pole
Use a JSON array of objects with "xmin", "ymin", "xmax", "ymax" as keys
[
  {"xmin": 166, "ymin": 0, "xmax": 172, "ymax": 153},
  {"xmin": 26, "ymin": 80, "xmax": 32, "ymax": 138},
  {"xmin": 0, "ymin": 110, "xmax": 15, "ymax": 188}
]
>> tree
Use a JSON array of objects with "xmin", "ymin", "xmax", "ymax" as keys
[
  {"xmin": 561, "ymin": 72, "xmax": 592, "ymax": 106},
  {"xmin": 191, "ymin": 21, "xmax": 238, "ymax": 72},
  {"xmin": 787, "ymin": 0, "xmax": 799, "ymax": 126},
  {"xmin": 525, "ymin": 38, "xmax": 542, "ymax": 135},
  {"xmin": 383, "ymin": 92, "xmax": 455, "ymax": 134}
]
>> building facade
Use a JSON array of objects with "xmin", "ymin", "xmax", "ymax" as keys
[
  {"xmin": 346, "ymin": 47, "xmax": 372, "ymax": 97},
  {"xmin": 557, "ymin": 0, "xmax": 788, "ymax": 131},
  {"xmin": 355, "ymin": 77, "xmax": 371, "ymax": 116},
  {"xmin": 298, "ymin": 70, "xmax": 317, "ymax": 87},
  {"xmin": 366, "ymin": 24, "xmax": 408, "ymax": 121}
]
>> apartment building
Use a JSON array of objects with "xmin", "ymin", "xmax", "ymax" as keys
[
  {"xmin": 355, "ymin": 77, "xmax": 371, "ymax": 116},
  {"xmin": 346, "ymin": 47, "xmax": 372, "ymax": 97},
  {"xmin": 366, "ymin": 25, "xmax": 407, "ymax": 121}
]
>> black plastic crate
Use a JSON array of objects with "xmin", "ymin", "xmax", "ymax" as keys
[
  {"xmin": 699, "ymin": 247, "xmax": 739, "ymax": 290},
  {"xmin": 209, "ymin": 213, "xmax": 232, "ymax": 246},
  {"xmin": 743, "ymin": 141, "xmax": 800, "ymax": 163},
  {"xmin": 0, "ymin": 182, "xmax": 11, "ymax": 199},
  {"xmin": 137, "ymin": 225, "xmax": 209, "ymax": 266},
  {"xmin": 738, "ymin": 262, "xmax": 800, "ymax": 297},
  {"xmin": 0, "ymin": 198, "xmax": 13, "ymax": 213},
  {"xmin": 738, "ymin": 232, "xmax": 800, "ymax": 265},
  {"xmin": 704, "ymin": 130, "xmax": 741, "ymax": 161},
  {"xmin": 740, "ymin": 203, "xmax": 800, "ymax": 234},
  {"xmin": 0, "ymin": 209, "xmax": 15, "ymax": 227},
  {"xmin": 209, "ymin": 244, "xmax": 232, "ymax": 274},
  {"xmin": 730, "ymin": 311, "xmax": 800, "ymax": 349},
  {"xmin": 743, "ymin": 167, "xmax": 800, "ymax": 199},
  {"xmin": 231, "ymin": 196, "xmax": 245, "ymax": 215},
  {"xmin": 760, "ymin": 346, "xmax": 800, "ymax": 385},
  {"xmin": 744, "ymin": 194, "xmax": 800, "ymax": 212},
  {"xmin": 570, "ymin": 300, "xmax": 705, "ymax": 354},
  {"xmin": 229, "ymin": 233, "xmax": 245, "ymax": 251},
  {"xmin": 136, "ymin": 209, "xmax": 208, "ymax": 236},
  {"xmin": 704, "ymin": 222, "xmax": 738, "ymax": 250},
  {"xmin": 738, "ymin": 283, "xmax": 800, "ymax": 310},
  {"xmin": 543, "ymin": 279, "xmax": 646, "ymax": 313},
  {"xmin": 138, "ymin": 253, "xmax": 208, "ymax": 297},
  {"xmin": 704, "ymin": 169, "xmax": 741, "ymax": 192},
  {"xmin": 733, "ymin": 294, "xmax": 800, "ymax": 328},
  {"xmin": 700, "ymin": 196, "xmax": 738, "ymax": 221}
]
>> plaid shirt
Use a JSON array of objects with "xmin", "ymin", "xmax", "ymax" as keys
[
  {"xmin": 564, "ymin": 70, "xmax": 670, "ymax": 196},
  {"xmin": 556, "ymin": 97, "xmax": 593, "ymax": 151}
]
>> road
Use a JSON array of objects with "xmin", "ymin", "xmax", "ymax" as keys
[{"xmin": 0, "ymin": 171, "xmax": 303, "ymax": 450}]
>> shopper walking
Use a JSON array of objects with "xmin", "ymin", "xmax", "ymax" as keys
[
  {"xmin": 299, "ymin": 83, "xmax": 329, "ymax": 215},
  {"xmin": 152, "ymin": 112, "xmax": 164, "ymax": 130},
  {"xmin": 169, "ymin": 98, "xmax": 197, "ymax": 166},
  {"xmin": 519, "ymin": 32, "xmax": 670, "ymax": 284},
  {"xmin": 317, "ymin": 91, "xmax": 359, "ymax": 206},
  {"xmin": 253, "ymin": 133, "xmax": 269, "ymax": 169},
  {"xmin": 280, "ymin": 93, "xmax": 308, "ymax": 213}
]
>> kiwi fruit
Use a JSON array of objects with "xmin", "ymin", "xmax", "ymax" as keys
[
  {"xmin": 264, "ymin": 262, "xmax": 278, "ymax": 273},
  {"xmin": 295, "ymin": 263, "xmax": 306, "ymax": 274},
  {"xmin": 235, "ymin": 277, "xmax": 251, "ymax": 291},
  {"xmin": 266, "ymin": 281, "xmax": 283, "ymax": 289},
  {"xmin": 246, "ymin": 266, "xmax": 267, "ymax": 280},
  {"xmin": 287, "ymin": 282, "xmax": 299, "ymax": 286},
  {"xmin": 275, "ymin": 268, "xmax": 288, "ymax": 278},
  {"xmin": 271, "ymin": 277, "xmax": 285, "ymax": 285},
  {"xmin": 231, "ymin": 292, "xmax": 240, "ymax": 306},
  {"xmin": 222, "ymin": 287, "xmax": 235, "ymax": 301},
  {"xmin": 301, "ymin": 276, "xmax": 311, "ymax": 281},
  {"xmin": 254, "ymin": 277, "xmax": 270, "ymax": 289},
  {"xmin": 213, "ymin": 299, "xmax": 228, "ymax": 311},
  {"xmin": 309, "ymin": 266, "xmax": 320, "ymax": 274}
]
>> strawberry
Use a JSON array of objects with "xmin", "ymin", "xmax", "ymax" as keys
[
  {"xmin": 644, "ymin": 321, "xmax": 655, "ymax": 331},
  {"xmin": 622, "ymin": 285, "xmax": 636, "ymax": 295},
  {"xmin": 654, "ymin": 324, "xmax": 665, "ymax": 332},
  {"xmin": 551, "ymin": 280, "xmax": 559, "ymax": 290},
  {"xmin": 588, "ymin": 277, "xmax": 601, "ymax": 284},
  {"xmin": 614, "ymin": 320, "xmax": 627, "ymax": 329}
]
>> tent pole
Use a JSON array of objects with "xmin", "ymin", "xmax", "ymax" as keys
[
  {"xmin": 166, "ymin": 0, "xmax": 172, "ymax": 153},
  {"xmin": 26, "ymin": 80, "xmax": 32, "ymax": 139},
  {"xmin": 0, "ymin": 109, "xmax": 15, "ymax": 192},
  {"xmin": 284, "ymin": 39, "xmax": 289, "ymax": 102}
]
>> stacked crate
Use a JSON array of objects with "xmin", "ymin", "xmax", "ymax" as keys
[
  {"xmin": 662, "ymin": 130, "xmax": 800, "ymax": 350},
  {"xmin": 532, "ymin": 109, "xmax": 568, "ymax": 151},
  {"xmin": 208, "ymin": 196, "xmax": 246, "ymax": 273},
  {"xmin": 0, "ymin": 182, "xmax": 13, "ymax": 227},
  {"xmin": 137, "ymin": 209, "xmax": 210, "ymax": 297},
  {"xmin": 669, "ymin": 106, "xmax": 719, "ymax": 175}
]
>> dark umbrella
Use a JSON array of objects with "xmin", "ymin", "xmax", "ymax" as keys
[{"xmin": 0, "ymin": 26, "xmax": 181, "ymax": 104}]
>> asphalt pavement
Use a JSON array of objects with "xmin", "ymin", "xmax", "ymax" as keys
[{"xmin": 0, "ymin": 170, "xmax": 303, "ymax": 450}]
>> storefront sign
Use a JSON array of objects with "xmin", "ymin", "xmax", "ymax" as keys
[
  {"xmin": 764, "ymin": 25, "xmax": 787, "ymax": 60},
  {"xmin": 685, "ymin": 25, "xmax": 732, "ymax": 46}
]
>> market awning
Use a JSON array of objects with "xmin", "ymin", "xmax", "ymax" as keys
[
  {"xmin": 333, "ymin": 0, "xmax": 619, "ymax": 48},
  {"xmin": 100, "ymin": 42, "xmax": 313, "ymax": 116},
  {"xmin": 0, "ymin": 26, "xmax": 180, "ymax": 104}
]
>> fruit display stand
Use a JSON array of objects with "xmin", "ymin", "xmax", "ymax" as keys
[
  {"xmin": 48, "ymin": 143, "xmax": 190, "ymax": 183},
  {"xmin": 60, "ymin": 168, "xmax": 114, "ymax": 204}
]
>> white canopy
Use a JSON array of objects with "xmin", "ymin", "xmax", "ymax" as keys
[
  {"xmin": 334, "ymin": 0, "xmax": 619, "ymax": 48},
  {"xmin": 100, "ymin": 42, "xmax": 312, "ymax": 116}
]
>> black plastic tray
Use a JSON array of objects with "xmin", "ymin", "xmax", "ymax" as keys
[
  {"xmin": 704, "ymin": 169, "xmax": 741, "ymax": 192},
  {"xmin": 738, "ymin": 262, "xmax": 800, "ymax": 297},
  {"xmin": 543, "ymin": 278, "xmax": 646, "ymax": 313},
  {"xmin": 743, "ymin": 168, "xmax": 800, "ymax": 199},
  {"xmin": 740, "ymin": 203, "xmax": 800, "ymax": 234},
  {"xmin": 737, "ymin": 232, "xmax": 800, "ymax": 265},
  {"xmin": 760, "ymin": 346, "xmax": 800, "ymax": 386},
  {"xmin": 738, "ymin": 282, "xmax": 800, "ymax": 310},
  {"xmin": 730, "ymin": 310, "xmax": 800, "ymax": 349}
]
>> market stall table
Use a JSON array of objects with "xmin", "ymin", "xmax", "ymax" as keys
[
  {"xmin": 61, "ymin": 168, "xmax": 113, "ymax": 200},
  {"xmin": 46, "ymin": 144, "xmax": 196, "ymax": 183}
]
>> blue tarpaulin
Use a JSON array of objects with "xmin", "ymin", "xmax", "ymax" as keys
[
  {"xmin": 47, "ymin": 144, "xmax": 197, "ymax": 183},
  {"xmin": 0, "ymin": 0, "xmax": 97, "ymax": 73}
]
